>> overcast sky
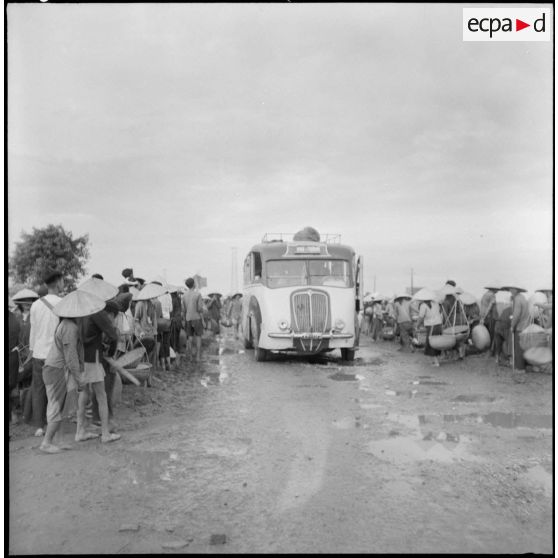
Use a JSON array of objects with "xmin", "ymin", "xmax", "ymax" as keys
[{"xmin": 7, "ymin": 3, "xmax": 553, "ymax": 298}]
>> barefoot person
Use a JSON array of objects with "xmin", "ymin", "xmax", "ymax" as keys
[
  {"xmin": 76, "ymin": 300, "xmax": 121, "ymax": 444},
  {"xmin": 414, "ymin": 289, "xmax": 443, "ymax": 367},
  {"xmin": 181, "ymin": 277, "xmax": 205, "ymax": 361},
  {"xmin": 39, "ymin": 290, "xmax": 105, "ymax": 454},
  {"xmin": 28, "ymin": 269, "xmax": 64, "ymax": 437}
]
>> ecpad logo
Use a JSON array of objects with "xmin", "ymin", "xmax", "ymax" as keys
[{"xmin": 463, "ymin": 8, "xmax": 551, "ymax": 41}]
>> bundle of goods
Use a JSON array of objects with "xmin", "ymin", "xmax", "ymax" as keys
[
  {"xmin": 293, "ymin": 226, "xmax": 320, "ymax": 242},
  {"xmin": 519, "ymin": 323, "xmax": 549, "ymax": 351},
  {"xmin": 471, "ymin": 324, "xmax": 491, "ymax": 351},
  {"xmin": 429, "ymin": 334, "xmax": 457, "ymax": 351},
  {"xmin": 382, "ymin": 325, "xmax": 395, "ymax": 340}
]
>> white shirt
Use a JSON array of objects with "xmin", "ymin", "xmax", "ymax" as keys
[
  {"xmin": 418, "ymin": 301, "xmax": 443, "ymax": 327},
  {"xmin": 158, "ymin": 293, "xmax": 173, "ymax": 320},
  {"xmin": 29, "ymin": 294, "xmax": 62, "ymax": 359}
]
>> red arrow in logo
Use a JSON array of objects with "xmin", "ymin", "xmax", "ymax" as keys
[{"xmin": 516, "ymin": 19, "xmax": 530, "ymax": 31}]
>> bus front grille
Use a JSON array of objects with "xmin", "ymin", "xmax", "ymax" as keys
[{"xmin": 291, "ymin": 290, "xmax": 330, "ymax": 334}]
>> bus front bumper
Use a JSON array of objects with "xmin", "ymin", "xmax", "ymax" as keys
[{"xmin": 268, "ymin": 331, "xmax": 353, "ymax": 340}]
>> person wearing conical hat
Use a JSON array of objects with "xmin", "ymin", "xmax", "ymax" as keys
[
  {"xmin": 480, "ymin": 284, "xmax": 500, "ymax": 356},
  {"xmin": 393, "ymin": 294, "xmax": 413, "ymax": 352},
  {"xmin": 416, "ymin": 291, "xmax": 443, "ymax": 367},
  {"xmin": 76, "ymin": 300, "xmax": 121, "ymax": 443},
  {"xmin": 39, "ymin": 290, "xmax": 105, "ymax": 453},
  {"xmin": 27, "ymin": 269, "xmax": 64, "ymax": 437},
  {"xmin": 501, "ymin": 284, "xmax": 530, "ymax": 379}
]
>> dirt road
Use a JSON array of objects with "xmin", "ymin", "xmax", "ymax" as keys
[{"xmin": 8, "ymin": 330, "xmax": 553, "ymax": 554}]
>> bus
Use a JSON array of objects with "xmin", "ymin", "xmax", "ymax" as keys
[{"xmin": 241, "ymin": 231, "xmax": 362, "ymax": 361}]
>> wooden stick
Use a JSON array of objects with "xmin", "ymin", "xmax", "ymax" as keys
[{"xmin": 103, "ymin": 356, "xmax": 141, "ymax": 386}]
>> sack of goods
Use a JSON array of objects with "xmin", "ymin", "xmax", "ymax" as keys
[
  {"xmin": 523, "ymin": 346, "xmax": 552, "ymax": 367},
  {"xmin": 471, "ymin": 324, "xmax": 491, "ymax": 351},
  {"xmin": 519, "ymin": 324, "xmax": 549, "ymax": 351}
]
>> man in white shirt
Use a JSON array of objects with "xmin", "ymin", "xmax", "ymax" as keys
[{"xmin": 28, "ymin": 269, "xmax": 64, "ymax": 436}]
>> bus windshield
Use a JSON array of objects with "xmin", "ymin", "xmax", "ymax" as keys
[{"xmin": 266, "ymin": 259, "xmax": 352, "ymax": 288}]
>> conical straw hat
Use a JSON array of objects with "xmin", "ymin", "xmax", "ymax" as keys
[
  {"xmin": 412, "ymin": 288, "xmax": 437, "ymax": 302},
  {"xmin": 440, "ymin": 284, "xmax": 457, "ymax": 296},
  {"xmin": 78, "ymin": 277, "xmax": 119, "ymax": 301},
  {"xmin": 53, "ymin": 290, "xmax": 106, "ymax": 318},
  {"xmin": 12, "ymin": 288, "xmax": 39, "ymax": 301},
  {"xmin": 133, "ymin": 282, "xmax": 167, "ymax": 301},
  {"xmin": 393, "ymin": 293, "xmax": 412, "ymax": 301},
  {"xmin": 458, "ymin": 292, "xmax": 477, "ymax": 305}
]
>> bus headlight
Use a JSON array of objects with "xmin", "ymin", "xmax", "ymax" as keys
[
  {"xmin": 334, "ymin": 319, "xmax": 346, "ymax": 331},
  {"xmin": 278, "ymin": 319, "xmax": 290, "ymax": 331}
]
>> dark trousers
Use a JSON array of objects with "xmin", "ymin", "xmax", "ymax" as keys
[
  {"xmin": 398, "ymin": 321, "xmax": 413, "ymax": 350},
  {"xmin": 28, "ymin": 358, "xmax": 47, "ymax": 428},
  {"xmin": 170, "ymin": 320, "xmax": 182, "ymax": 353},
  {"xmin": 512, "ymin": 330, "xmax": 526, "ymax": 371},
  {"xmin": 8, "ymin": 351, "xmax": 19, "ymax": 417}
]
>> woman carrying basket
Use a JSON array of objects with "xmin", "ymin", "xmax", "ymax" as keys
[{"xmin": 414, "ymin": 289, "xmax": 443, "ymax": 367}]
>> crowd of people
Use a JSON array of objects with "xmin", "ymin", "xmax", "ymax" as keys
[
  {"xmin": 361, "ymin": 279, "xmax": 553, "ymax": 378},
  {"xmin": 8, "ymin": 268, "xmax": 552, "ymax": 452},
  {"xmin": 8, "ymin": 267, "xmax": 243, "ymax": 453}
]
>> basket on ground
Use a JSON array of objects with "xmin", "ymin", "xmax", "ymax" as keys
[
  {"xmin": 523, "ymin": 346, "xmax": 552, "ymax": 367},
  {"xmin": 115, "ymin": 347, "xmax": 146, "ymax": 369},
  {"xmin": 122, "ymin": 362, "xmax": 152, "ymax": 384},
  {"xmin": 443, "ymin": 325, "xmax": 469, "ymax": 343},
  {"xmin": 429, "ymin": 334, "xmax": 456, "ymax": 350}
]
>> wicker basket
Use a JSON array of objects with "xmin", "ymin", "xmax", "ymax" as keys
[
  {"xmin": 122, "ymin": 362, "xmax": 152, "ymax": 384},
  {"xmin": 519, "ymin": 324, "xmax": 549, "ymax": 351},
  {"xmin": 523, "ymin": 346, "xmax": 552, "ymax": 366},
  {"xmin": 443, "ymin": 325, "xmax": 470, "ymax": 343},
  {"xmin": 115, "ymin": 347, "xmax": 146, "ymax": 369},
  {"xmin": 429, "ymin": 334, "xmax": 456, "ymax": 350}
]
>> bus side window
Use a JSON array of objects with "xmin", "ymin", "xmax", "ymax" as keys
[{"xmin": 253, "ymin": 252, "xmax": 262, "ymax": 282}]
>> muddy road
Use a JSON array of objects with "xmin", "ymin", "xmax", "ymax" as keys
[{"xmin": 8, "ymin": 330, "xmax": 553, "ymax": 554}]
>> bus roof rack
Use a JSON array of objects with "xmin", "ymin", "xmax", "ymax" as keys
[{"xmin": 262, "ymin": 232, "xmax": 341, "ymax": 244}]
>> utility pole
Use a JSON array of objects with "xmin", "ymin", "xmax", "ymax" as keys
[
  {"xmin": 230, "ymin": 247, "xmax": 238, "ymax": 294},
  {"xmin": 411, "ymin": 268, "xmax": 414, "ymax": 294}
]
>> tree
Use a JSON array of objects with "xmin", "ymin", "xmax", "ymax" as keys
[{"xmin": 9, "ymin": 224, "xmax": 90, "ymax": 290}]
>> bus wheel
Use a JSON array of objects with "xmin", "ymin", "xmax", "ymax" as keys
[
  {"xmin": 252, "ymin": 321, "xmax": 268, "ymax": 362},
  {"xmin": 341, "ymin": 348, "xmax": 355, "ymax": 361},
  {"xmin": 243, "ymin": 320, "xmax": 253, "ymax": 349}
]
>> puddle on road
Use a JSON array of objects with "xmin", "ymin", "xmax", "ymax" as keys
[
  {"xmin": 411, "ymin": 380, "xmax": 447, "ymax": 386},
  {"xmin": 202, "ymin": 438, "xmax": 252, "ymax": 457},
  {"xmin": 452, "ymin": 394, "xmax": 496, "ymax": 403},
  {"xmin": 419, "ymin": 412, "xmax": 552, "ymax": 430},
  {"xmin": 385, "ymin": 389, "xmax": 426, "ymax": 398},
  {"xmin": 329, "ymin": 372, "xmax": 357, "ymax": 381},
  {"xmin": 332, "ymin": 416, "xmax": 363, "ymax": 429},
  {"xmin": 366, "ymin": 434, "xmax": 480, "ymax": 464}
]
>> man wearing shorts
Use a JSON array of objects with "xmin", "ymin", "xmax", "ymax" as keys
[
  {"xmin": 76, "ymin": 301, "xmax": 120, "ymax": 443},
  {"xmin": 181, "ymin": 277, "xmax": 204, "ymax": 362}
]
